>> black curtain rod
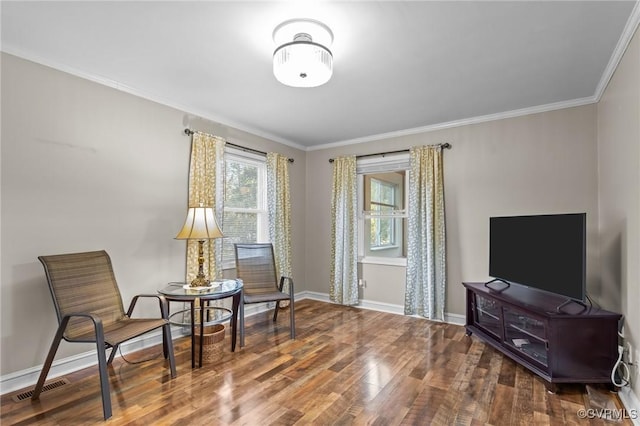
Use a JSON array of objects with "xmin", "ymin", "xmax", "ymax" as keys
[
  {"xmin": 327, "ymin": 143, "xmax": 451, "ymax": 163},
  {"xmin": 184, "ymin": 128, "xmax": 294, "ymax": 163}
]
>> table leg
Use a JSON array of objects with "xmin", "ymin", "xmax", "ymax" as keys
[
  {"xmin": 239, "ymin": 290, "xmax": 245, "ymax": 348},
  {"xmin": 190, "ymin": 300, "xmax": 195, "ymax": 369},
  {"xmin": 163, "ymin": 301, "xmax": 170, "ymax": 359},
  {"xmin": 198, "ymin": 299, "xmax": 204, "ymax": 368},
  {"xmin": 231, "ymin": 290, "xmax": 241, "ymax": 352}
]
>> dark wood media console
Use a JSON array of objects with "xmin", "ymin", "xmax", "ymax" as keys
[{"xmin": 463, "ymin": 282, "xmax": 621, "ymax": 392}]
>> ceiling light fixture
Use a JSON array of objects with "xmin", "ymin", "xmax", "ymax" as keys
[{"xmin": 273, "ymin": 18, "xmax": 333, "ymax": 88}]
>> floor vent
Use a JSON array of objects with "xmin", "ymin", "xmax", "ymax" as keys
[{"xmin": 11, "ymin": 378, "xmax": 70, "ymax": 402}]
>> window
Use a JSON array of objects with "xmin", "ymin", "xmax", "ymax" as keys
[
  {"xmin": 221, "ymin": 150, "xmax": 267, "ymax": 268},
  {"xmin": 357, "ymin": 154, "xmax": 409, "ymax": 266},
  {"xmin": 369, "ymin": 177, "xmax": 399, "ymax": 249}
]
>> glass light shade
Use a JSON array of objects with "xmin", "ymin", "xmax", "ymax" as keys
[
  {"xmin": 273, "ymin": 18, "xmax": 333, "ymax": 88},
  {"xmin": 175, "ymin": 207, "xmax": 223, "ymax": 240},
  {"xmin": 273, "ymin": 41, "xmax": 333, "ymax": 88}
]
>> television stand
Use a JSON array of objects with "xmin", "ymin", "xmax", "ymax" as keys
[{"xmin": 463, "ymin": 282, "xmax": 621, "ymax": 392}]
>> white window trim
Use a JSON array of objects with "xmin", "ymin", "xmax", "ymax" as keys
[
  {"xmin": 357, "ymin": 153, "xmax": 410, "ymax": 267},
  {"xmin": 370, "ymin": 245, "xmax": 400, "ymax": 251},
  {"xmin": 222, "ymin": 148, "xmax": 268, "ymax": 270},
  {"xmin": 359, "ymin": 256, "xmax": 408, "ymax": 267}
]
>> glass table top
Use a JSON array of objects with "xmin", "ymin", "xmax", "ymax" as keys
[{"xmin": 159, "ymin": 279, "xmax": 242, "ymax": 299}]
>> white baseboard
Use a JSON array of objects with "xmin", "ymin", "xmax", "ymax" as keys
[
  {"xmin": 618, "ymin": 386, "xmax": 640, "ymax": 425},
  {"xmin": 1, "ymin": 291, "xmax": 462, "ymax": 395},
  {"xmin": 0, "ymin": 301, "xmax": 273, "ymax": 396},
  {"xmin": 0, "ymin": 327, "xmax": 187, "ymax": 395},
  {"xmin": 298, "ymin": 291, "xmax": 466, "ymax": 326}
]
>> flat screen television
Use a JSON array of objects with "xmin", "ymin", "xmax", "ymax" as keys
[{"xmin": 489, "ymin": 213, "xmax": 586, "ymax": 301}]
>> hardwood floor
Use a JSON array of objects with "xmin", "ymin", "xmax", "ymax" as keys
[{"xmin": 1, "ymin": 299, "xmax": 631, "ymax": 425}]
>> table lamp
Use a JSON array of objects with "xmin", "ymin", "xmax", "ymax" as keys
[{"xmin": 176, "ymin": 206, "xmax": 224, "ymax": 287}]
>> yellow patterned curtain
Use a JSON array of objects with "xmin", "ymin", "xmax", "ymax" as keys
[
  {"xmin": 266, "ymin": 153, "xmax": 292, "ymax": 292},
  {"xmin": 330, "ymin": 156, "xmax": 359, "ymax": 305},
  {"xmin": 186, "ymin": 132, "xmax": 226, "ymax": 282},
  {"xmin": 404, "ymin": 145, "xmax": 446, "ymax": 320}
]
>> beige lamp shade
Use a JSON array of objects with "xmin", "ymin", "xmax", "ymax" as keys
[{"xmin": 175, "ymin": 206, "xmax": 224, "ymax": 240}]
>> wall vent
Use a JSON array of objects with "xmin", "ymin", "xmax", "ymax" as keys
[{"xmin": 11, "ymin": 378, "xmax": 70, "ymax": 402}]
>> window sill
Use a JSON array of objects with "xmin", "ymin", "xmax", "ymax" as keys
[
  {"xmin": 359, "ymin": 257, "xmax": 407, "ymax": 267},
  {"xmin": 370, "ymin": 245, "xmax": 400, "ymax": 252}
]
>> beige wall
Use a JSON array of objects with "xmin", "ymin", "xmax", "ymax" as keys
[
  {"xmin": 2, "ymin": 28, "xmax": 637, "ymax": 397},
  {"xmin": 0, "ymin": 53, "xmax": 306, "ymax": 375},
  {"xmin": 597, "ymin": 26, "xmax": 640, "ymax": 398},
  {"xmin": 306, "ymin": 105, "xmax": 599, "ymax": 316}
]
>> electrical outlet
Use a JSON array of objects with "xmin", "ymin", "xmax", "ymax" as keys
[{"xmin": 626, "ymin": 342, "xmax": 634, "ymax": 364}]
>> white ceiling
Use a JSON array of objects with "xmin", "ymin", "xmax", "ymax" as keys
[{"xmin": 2, "ymin": 1, "xmax": 638, "ymax": 150}]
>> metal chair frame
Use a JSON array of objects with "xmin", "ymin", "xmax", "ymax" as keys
[
  {"xmin": 32, "ymin": 250, "xmax": 177, "ymax": 420},
  {"xmin": 234, "ymin": 243, "xmax": 295, "ymax": 346}
]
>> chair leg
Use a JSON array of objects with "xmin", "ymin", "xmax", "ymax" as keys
[
  {"xmin": 162, "ymin": 323, "xmax": 177, "ymax": 378},
  {"xmin": 273, "ymin": 301, "xmax": 280, "ymax": 322},
  {"xmin": 32, "ymin": 318, "xmax": 69, "ymax": 401},
  {"xmin": 230, "ymin": 290, "xmax": 241, "ymax": 352},
  {"xmin": 290, "ymin": 294, "xmax": 296, "ymax": 339},
  {"xmin": 107, "ymin": 344, "xmax": 119, "ymax": 365},
  {"xmin": 240, "ymin": 298, "xmax": 245, "ymax": 347},
  {"xmin": 94, "ymin": 325, "xmax": 112, "ymax": 420},
  {"xmin": 163, "ymin": 334, "xmax": 168, "ymax": 359}
]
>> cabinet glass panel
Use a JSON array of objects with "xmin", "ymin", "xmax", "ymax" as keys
[
  {"xmin": 474, "ymin": 294, "xmax": 501, "ymax": 338},
  {"xmin": 503, "ymin": 307, "xmax": 548, "ymax": 367}
]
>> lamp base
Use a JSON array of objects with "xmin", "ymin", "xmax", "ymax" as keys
[
  {"xmin": 190, "ymin": 239, "xmax": 210, "ymax": 287},
  {"xmin": 190, "ymin": 273, "xmax": 210, "ymax": 288}
]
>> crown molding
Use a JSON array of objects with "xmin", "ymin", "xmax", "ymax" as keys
[
  {"xmin": 5, "ymin": 0, "xmax": 637, "ymax": 157},
  {"xmin": 0, "ymin": 47, "xmax": 600, "ymax": 155},
  {"xmin": 309, "ymin": 1, "xmax": 640, "ymax": 152},
  {"xmin": 307, "ymin": 95, "xmax": 597, "ymax": 151},
  {"xmin": 0, "ymin": 48, "xmax": 307, "ymax": 152},
  {"xmin": 594, "ymin": 0, "xmax": 640, "ymax": 101}
]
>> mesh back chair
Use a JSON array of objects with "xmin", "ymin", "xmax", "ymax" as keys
[
  {"xmin": 234, "ymin": 243, "xmax": 295, "ymax": 346},
  {"xmin": 33, "ymin": 250, "xmax": 177, "ymax": 420}
]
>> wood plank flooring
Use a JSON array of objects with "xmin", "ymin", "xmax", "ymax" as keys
[{"xmin": 1, "ymin": 299, "xmax": 632, "ymax": 425}]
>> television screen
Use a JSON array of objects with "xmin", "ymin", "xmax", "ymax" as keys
[{"xmin": 489, "ymin": 213, "xmax": 586, "ymax": 301}]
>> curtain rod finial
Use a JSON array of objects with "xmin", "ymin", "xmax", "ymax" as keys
[{"xmin": 184, "ymin": 128, "xmax": 194, "ymax": 136}]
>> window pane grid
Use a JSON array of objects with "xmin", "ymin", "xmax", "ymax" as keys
[
  {"xmin": 222, "ymin": 151, "xmax": 267, "ymax": 266},
  {"xmin": 361, "ymin": 171, "xmax": 406, "ymax": 259},
  {"xmin": 371, "ymin": 178, "xmax": 396, "ymax": 205},
  {"xmin": 225, "ymin": 160, "xmax": 259, "ymax": 209},
  {"xmin": 370, "ymin": 218, "xmax": 395, "ymax": 247}
]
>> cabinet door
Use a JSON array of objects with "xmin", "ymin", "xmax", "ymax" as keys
[
  {"xmin": 503, "ymin": 307, "xmax": 549, "ymax": 368},
  {"xmin": 473, "ymin": 293, "xmax": 502, "ymax": 339}
]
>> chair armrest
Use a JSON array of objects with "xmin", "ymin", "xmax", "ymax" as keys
[
  {"xmin": 279, "ymin": 276, "xmax": 294, "ymax": 295},
  {"xmin": 126, "ymin": 294, "xmax": 169, "ymax": 319},
  {"xmin": 59, "ymin": 312, "xmax": 104, "ymax": 342},
  {"xmin": 62, "ymin": 312, "xmax": 103, "ymax": 324}
]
